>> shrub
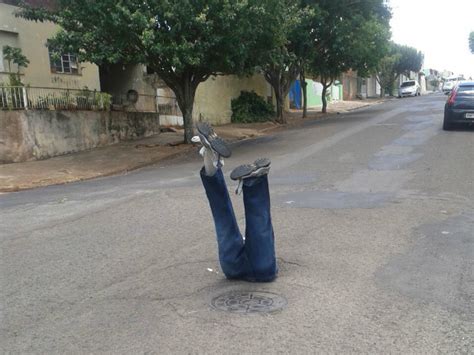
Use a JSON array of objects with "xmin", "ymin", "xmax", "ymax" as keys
[{"xmin": 231, "ymin": 91, "xmax": 274, "ymax": 123}]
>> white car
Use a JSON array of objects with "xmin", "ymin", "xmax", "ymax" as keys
[
  {"xmin": 442, "ymin": 76, "xmax": 463, "ymax": 95},
  {"xmin": 398, "ymin": 80, "xmax": 421, "ymax": 98}
]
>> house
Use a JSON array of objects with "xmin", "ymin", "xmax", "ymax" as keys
[
  {"xmin": 0, "ymin": 1, "xmax": 163, "ymax": 163},
  {"xmin": 0, "ymin": 1, "xmax": 100, "ymax": 90},
  {"xmin": 289, "ymin": 78, "xmax": 343, "ymax": 110},
  {"xmin": 100, "ymin": 63, "xmax": 274, "ymax": 126}
]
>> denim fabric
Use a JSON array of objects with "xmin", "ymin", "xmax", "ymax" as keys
[{"xmin": 200, "ymin": 168, "xmax": 277, "ymax": 282}]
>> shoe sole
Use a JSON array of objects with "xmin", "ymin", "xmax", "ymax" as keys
[
  {"xmin": 230, "ymin": 158, "xmax": 271, "ymax": 180},
  {"xmin": 196, "ymin": 122, "xmax": 231, "ymax": 158}
]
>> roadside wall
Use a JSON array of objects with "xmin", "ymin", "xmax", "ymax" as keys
[
  {"xmin": 0, "ymin": 110, "xmax": 160, "ymax": 163},
  {"xmin": 194, "ymin": 74, "xmax": 271, "ymax": 125},
  {"xmin": 342, "ymin": 71, "xmax": 359, "ymax": 100}
]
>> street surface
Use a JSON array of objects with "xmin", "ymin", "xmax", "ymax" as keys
[{"xmin": 1, "ymin": 94, "xmax": 473, "ymax": 353}]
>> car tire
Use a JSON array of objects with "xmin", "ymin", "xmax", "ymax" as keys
[{"xmin": 443, "ymin": 117, "xmax": 453, "ymax": 131}]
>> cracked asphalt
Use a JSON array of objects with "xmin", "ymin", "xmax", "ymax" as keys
[{"xmin": 1, "ymin": 94, "xmax": 473, "ymax": 353}]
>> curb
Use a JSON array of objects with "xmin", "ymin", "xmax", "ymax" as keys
[
  {"xmin": 0, "ymin": 99, "xmax": 387, "ymax": 193},
  {"xmin": 0, "ymin": 144, "xmax": 195, "ymax": 193}
]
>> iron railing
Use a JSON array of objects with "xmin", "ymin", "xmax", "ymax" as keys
[
  {"xmin": 0, "ymin": 86, "xmax": 183, "ymax": 116},
  {"xmin": 156, "ymin": 96, "xmax": 181, "ymax": 116},
  {"xmin": 111, "ymin": 93, "xmax": 181, "ymax": 115},
  {"xmin": 0, "ymin": 86, "xmax": 111, "ymax": 111}
]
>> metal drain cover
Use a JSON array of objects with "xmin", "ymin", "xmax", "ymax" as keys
[{"xmin": 211, "ymin": 291, "xmax": 287, "ymax": 314}]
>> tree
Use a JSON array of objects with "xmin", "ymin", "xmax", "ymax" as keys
[
  {"xmin": 375, "ymin": 42, "xmax": 424, "ymax": 97},
  {"xmin": 260, "ymin": 1, "xmax": 309, "ymax": 123},
  {"xmin": 375, "ymin": 52, "xmax": 400, "ymax": 97},
  {"xmin": 2, "ymin": 45, "xmax": 30, "ymax": 85},
  {"xmin": 470, "ymin": 32, "xmax": 474, "ymax": 54},
  {"xmin": 305, "ymin": 0, "xmax": 391, "ymax": 112},
  {"xmin": 393, "ymin": 44, "xmax": 424, "ymax": 78},
  {"xmin": 18, "ymin": 0, "xmax": 282, "ymax": 143}
]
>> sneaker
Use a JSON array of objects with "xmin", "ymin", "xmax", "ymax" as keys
[
  {"xmin": 191, "ymin": 135, "xmax": 201, "ymax": 144},
  {"xmin": 230, "ymin": 158, "xmax": 271, "ymax": 180},
  {"xmin": 196, "ymin": 122, "xmax": 232, "ymax": 158},
  {"xmin": 191, "ymin": 135, "xmax": 224, "ymax": 169}
]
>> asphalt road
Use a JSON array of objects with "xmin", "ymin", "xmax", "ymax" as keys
[{"xmin": 1, "ymin": 94, "xmax": 473, "ymax": 353}]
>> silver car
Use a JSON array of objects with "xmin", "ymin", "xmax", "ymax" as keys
[{"xmin": 398, "ymin": 80, "xmax": 421, "ymax": 98}]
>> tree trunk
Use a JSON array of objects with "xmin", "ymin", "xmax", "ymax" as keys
[
  {"xmin": 389, "ymin": 74, "xmax": 400, "ymax": 97},
  {"xmin": 301, "ymin": 70, "xmax": 308, "ymax": 118},
  {"xmin": 264, "ymin": 65, "xmax": 299, "ymax": 125},
  {"xmin": 321, "ymin": 84, "xmax": 328, "ymax": 113},
  {"xmin": 274, "ymin": 84, "xmax": 285, "ymax": 123},
  {"xmin": 375, "ymin": 75, "xmax": 384, "ymax": 98},
  {"xmin": 321, "ymin": 79, "xmax": 332, "ymax": 114},
  {"xmin": 174, "ymin": 79, "xmax": 197, "ymax": 144}
]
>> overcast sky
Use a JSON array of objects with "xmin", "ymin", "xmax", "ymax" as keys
[{"xmin": 389, "ymin": 0, "xmax": 474, "ymax": 78}]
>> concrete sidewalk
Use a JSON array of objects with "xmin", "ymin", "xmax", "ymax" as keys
[{"xmin": 0, "ymin": 99, "xmax": 384, "ymax": 192}]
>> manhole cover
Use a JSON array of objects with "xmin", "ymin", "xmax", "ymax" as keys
[{"xmin": 211, "ymin": 291, "xmax": 287, "ymax": 314}]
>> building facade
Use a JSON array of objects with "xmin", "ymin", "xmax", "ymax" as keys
[{"xmin": 0, "ymin": 2, "xmax": 100, "ymax": 89}]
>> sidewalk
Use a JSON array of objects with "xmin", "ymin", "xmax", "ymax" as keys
[{"xmin": 0, "ymin": 99, "xmax": 384, "ymax": 192}]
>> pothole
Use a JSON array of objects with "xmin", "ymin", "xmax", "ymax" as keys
[{"xmin": 210, "ymin": 291, "xmax": 287, "ymax": 314}]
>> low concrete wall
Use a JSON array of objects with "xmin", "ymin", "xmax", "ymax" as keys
[
  {"xmin": 194, "ymin": 74, "xmax": 271, "ymax": 125},
  {"xmin": 0, "ymin": 110, "xmax": 160, "ymax": 163}
]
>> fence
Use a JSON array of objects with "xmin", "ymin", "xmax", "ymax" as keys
[
  {"xmin": 156, "ymin": 96, "xmax": 181, "ymax": 116},
  {"xmin": 0, "ymin": 86, "xmax": 183, "ymax": 117},
  {"xmin": 0, "ymin": 86, "xmax": 113, "ymax": 111},
  {"xmin": 111, "ymin": 92, "xmax": 181, "ymax": 116}
]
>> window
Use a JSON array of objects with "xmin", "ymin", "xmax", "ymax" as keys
[
  {"xmin": 49, "ymin": 50, "xmax": 79, "ymax": 74},
  {"xmin": 401, "ymin": 81, "xmax": 415, "ymax": 87},
  {"xmin": 457, "ymin": 85, "xmax": 474, "ymax": 96}
]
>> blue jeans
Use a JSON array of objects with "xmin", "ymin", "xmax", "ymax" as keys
[{"xmin": 201, "ymin": 168, "xmax": 277, "ymax": 282}]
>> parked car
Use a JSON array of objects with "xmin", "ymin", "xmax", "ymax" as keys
[
  {"xmin": 443, "ymin": 81, "xmax": 474, "ymax": 130},
  {"xmin": 398, "ymin": 80, "xmax": 421, "ymax": 98},
  {"xmin": 442, "ymin": 75, "xmax": 463, "ymax": 95}
]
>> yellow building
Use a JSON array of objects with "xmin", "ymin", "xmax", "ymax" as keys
[
  {"xmin": 194, "ymin": 74, "xmax": 272, "ymax": 125},
  {"xmin": 100, "ymin": 63, "xmax": 274, "ymax": 126},
  {"xmin": 1, "ymin": 1, "xmax": 276, "ymax": 125},
  {"xmin": 0, "ymin": 1, "xmax": 100, "ymax": 90}
]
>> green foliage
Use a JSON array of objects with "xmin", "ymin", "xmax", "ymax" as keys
[
  {"xmin": 2, "ymin": 45, "xmax": 30, "ymax": 73},
  {"xmin": 231, "ymin": 91, "xmax": 274, "ymax": 123},
  {"xmin": 375, "ymin": 53, "xmax": 400, "ymax": 95},
  {"xmin": 470, "ymin": 32, "xmax": 474, "ymax": 54},
  {"xmin": 31, "ymin": 90, "xmax": 112, "ymax": 110},
  {"xmin": 393, "ymin": 44, "xmax": 424, "ymax": 76},
  {"xmin": 304, "ymin": 0, "xmax": 391, "ymax": 111},
  {"xmin": 17, "ymin": 0, "xmax": 282, "ymax": 142},
  {"xmin": 375, "ymin": 42, "xmax": 424, "ymax": 96},
  {"xmin": 2, "ymin": 45, "xmax": 29, "ymax": 85},
  {"xmin": 260, "ymin": 0, "xmax": 314, "ymax": 122},
  {"xmin": 7, "ymin": 74, "xmax": 23, "ymax": 86}
]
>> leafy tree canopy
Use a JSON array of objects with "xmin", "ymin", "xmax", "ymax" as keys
[
  {"xmin": 374, "ymin": 42, "xmax": 424, "ymax": 97},
  {"xmin": 18, "ymin": 0, "xmax": 283, "ymax": 142},
  {"xmin": 2, "ymin": 45, "xmax": 30, "ymax": 85},
  {"xmin": 2, "ymin": 45, "xmax": 30, "ymax": 72},
  {"xmin": 259, "ymin": 0, "xmax": 314, "ymax": 122},
  {"xmin": 305, "ymin": 0, "xmax": 391, "ymax": 112},
  {"xmin": 392, "ymin": 43, "xmax": 424, "ymax": 76}
]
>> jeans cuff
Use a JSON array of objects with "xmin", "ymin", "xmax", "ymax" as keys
[
  {"xmin": 200, "ymin": 166, "xmax": 222, "ymax": 181},
  {"xmin": 243, "ymin": 174, "xmax": 267, "ymax": 187}
]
